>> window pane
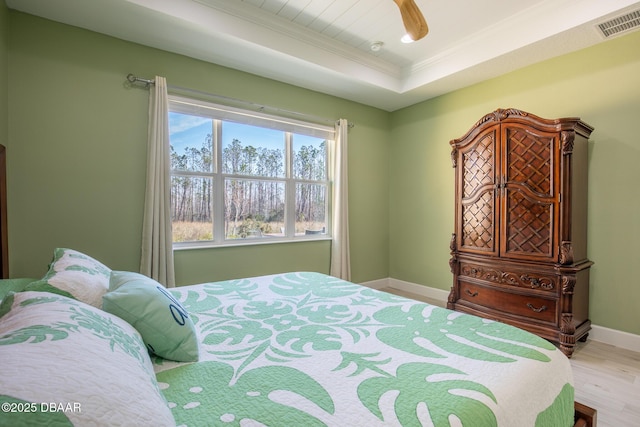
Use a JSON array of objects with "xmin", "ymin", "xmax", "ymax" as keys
[
  {"xmin": 224, "ymin": 179, "xmax": 285, "ymax": 239},
  {"xmin": 222, "ymin": 122, "xmax": 285, "ymax": 177},
  {"xmin": 171, "ymin": 176, "xmax": 213, "ymax": 242},
  {"xmin": 169, "ymin": 112, "xmax": 213, "ymax": 173},
  {"xmin": 296, "ymin": 183, "xmax": 327, "ymax": 235},
  {"xmin": 293, "ymin": 135, "xmax": 327, "ymax": 180}
]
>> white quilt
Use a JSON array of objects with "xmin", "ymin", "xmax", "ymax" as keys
[{"xmin": 154, "ymin": 272, "xmax": 575, "ymax": 427}]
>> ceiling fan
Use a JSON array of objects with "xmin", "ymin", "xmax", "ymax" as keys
[{"xmin": 393, "ymin": 0, "xmax": 429, "ymax": 42}]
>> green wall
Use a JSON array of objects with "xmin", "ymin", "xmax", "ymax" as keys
[
  {"xmin": 389, "ymin": 30, "xmax": 640, "ymax": 336},
  {"xmin": 6, "ymin": 11, "xmax": 389, "ymax": 285}
]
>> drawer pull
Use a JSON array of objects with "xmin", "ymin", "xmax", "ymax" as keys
[
  {"xmin": 465, "ymin": 289, "xmax": 478, "ymax": 297},
  {"xmin": 527, "ymin": 303, "xmax": 547, "ymax": 313}
]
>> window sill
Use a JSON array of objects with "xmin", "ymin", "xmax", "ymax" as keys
[{"xmin": 173, "ymin": 235, "xmax": 332, "ymax": 251}]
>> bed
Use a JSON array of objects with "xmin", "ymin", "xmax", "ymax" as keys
[{"xmin": 0, "ymin": 247, "xmax": 596, "ymax": 426}]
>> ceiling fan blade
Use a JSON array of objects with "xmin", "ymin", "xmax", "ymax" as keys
[{"xmin": 393, "ymin": 0, "xmax": 429, "ymax": 41}]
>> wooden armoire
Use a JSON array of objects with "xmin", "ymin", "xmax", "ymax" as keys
[{"xmin": 447, "ymin": 108, "xmax": 593, "ymax": 357}]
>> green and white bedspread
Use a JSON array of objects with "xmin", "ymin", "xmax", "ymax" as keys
[{"xmin": 154, "ymin": 272, "xmax": 574, "ymax": 427}]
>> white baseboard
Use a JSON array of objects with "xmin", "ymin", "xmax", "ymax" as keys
[
  {"xmin": 589, "ymin": 325, "xmax": 640, "ymax": 353},
  {"xmin": 359, "ymin": 277, "xmax": 640, "ymax": 354},
  {"xmin": 359, "ymin": 277, "xmax": 450, "ymax": 301},
  {"xmin": 387, "ymin": 277, "xmax": 451, "ymax": 302},
  {"xmin": 358, "ymin": 277, "xmax": 389, "ymax": 290}
]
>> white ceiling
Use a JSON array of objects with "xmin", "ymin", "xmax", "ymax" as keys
[{"xmin": 6, "ymin": 0, "xmax": 640, "ymax": 111}]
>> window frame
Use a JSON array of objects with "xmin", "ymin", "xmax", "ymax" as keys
[{"xmin": 168, "ymin": 95, "xmax": 334, "ymax": 248}]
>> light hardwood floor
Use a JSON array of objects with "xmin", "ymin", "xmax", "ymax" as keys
[
  {"xmin": 381, "ymin": 287, "xmax": 640, "ymax": 427},
  {"xmin": 571, "ymin": 340, "xmax": 640, "ymax": 427}
]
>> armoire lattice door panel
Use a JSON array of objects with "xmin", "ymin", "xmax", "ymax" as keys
[
  {"xmin": 502, "ymin": 126, "xmax": 558, "ymax": 260},
  {"xmin": 448, "ymin": 108, "xmax": 594, "ymax": 358},
  {"xmin": 504, "ymin": 127, "xmax": 553, "ymax": 195},
  {"xmin": 462, "ymin": 132, "xmax": 495, "ymax": 198},
  {"xmin": 462, "ymin": 192, "xmax": 494, "ymax": 250},
  {"xmin": 504, "ymin": 191, "xmax": 553, "ymax": 256},
  {"xmin": 459, "ymin": 129, "xmax": 497, "ymax": 253}
]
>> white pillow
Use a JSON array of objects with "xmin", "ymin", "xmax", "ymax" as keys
[
  {"xmin": 0, "ymin": 291, "xmax": 175, "ymax": 427},
  {"xmin": 25, "ymin": 248, "xmax": 111, "ymax": 307}
]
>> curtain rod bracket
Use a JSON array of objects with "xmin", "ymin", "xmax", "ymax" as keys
[{"xmin": 127, "ymin": 73, "xmax": 155, "ymax": 87}]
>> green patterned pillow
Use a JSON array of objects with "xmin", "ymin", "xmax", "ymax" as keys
[
  {"xmin": 0, "ymin": 278, "xmax": 37, "ymax": 302},
  {"xmin": 25, "ymin": 248, "xmax": 111, "ymax": 308},
  {"xmin": 0, "ymin": 291, "xmax": 175, "ymax": 426},
  {"xmin": 103, "ymin": 271, "xmax": 199, "ymax": 362}
]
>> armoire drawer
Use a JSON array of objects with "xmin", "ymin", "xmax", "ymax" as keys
[
  {"xmin": 459, "ymin": 262, "xmax": 558, "ymax": 294},
  {"xmin": 458, "ymin": 281, "xmax": 557, "ymax": 323}
]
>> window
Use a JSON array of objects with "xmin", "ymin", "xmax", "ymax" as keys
[{"xmin": 168, "ymin": 96, "xmax": 333, "ymax": 246}]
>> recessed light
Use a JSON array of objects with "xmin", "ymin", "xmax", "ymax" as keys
[{"xmin": 370, "ymin": 41, "xmax": 384, "ymax": 52}]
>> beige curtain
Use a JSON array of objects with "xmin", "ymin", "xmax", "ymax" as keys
[
  {"xmin": 330, "ymin": 119, "xmax": 351, "ymax": 280},
  {"xmin": 140, "ymin": 76, "xmax": 175, "ymax": 287}
]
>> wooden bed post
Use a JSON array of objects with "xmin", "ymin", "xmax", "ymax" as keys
[
  {"xmin": 574, "ymin": 401, "xmax": 597, "ymax": 427},
  {"xmin": 0, "ymin": 144, "xmax": 8, "ymax": 278}
]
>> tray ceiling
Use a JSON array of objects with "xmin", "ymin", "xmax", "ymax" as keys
[{"xmin": 7, "ymin": 0, "xmax": 640, "ymax": 111}]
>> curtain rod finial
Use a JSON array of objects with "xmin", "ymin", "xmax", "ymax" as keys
[{"xmin": 126, "ymin": 73, "xmax": 155, "ymax": 87}]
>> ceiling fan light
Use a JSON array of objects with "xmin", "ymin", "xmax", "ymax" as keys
[
  {"xmin": 393, "ymin": 0, "xmax": 429, "ymax": 42},
  {"xmin": 401, "ymin": 34, "xmax": 415, "ymax": 43}
]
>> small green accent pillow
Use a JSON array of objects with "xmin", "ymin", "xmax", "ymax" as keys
[
  {"xmin": 103, "ymin": 271, "xmax": 199, "ymax": 362},
  {"xmin": 25, "ymin": 248, "xmax": 111, "ymax": 308},
  {"xmin": 0, "ymin": 278, "xmax": 37, "ymax": 303}
]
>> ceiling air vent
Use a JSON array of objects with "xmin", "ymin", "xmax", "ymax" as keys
[{"xmin": 597, "ymin": 10, "xmax": 640, "ymax": 38}]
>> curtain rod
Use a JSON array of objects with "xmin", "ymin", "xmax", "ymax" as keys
[{"xmin": 126, "ymin": 74, "xmax": 354, "ymax": 128}]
